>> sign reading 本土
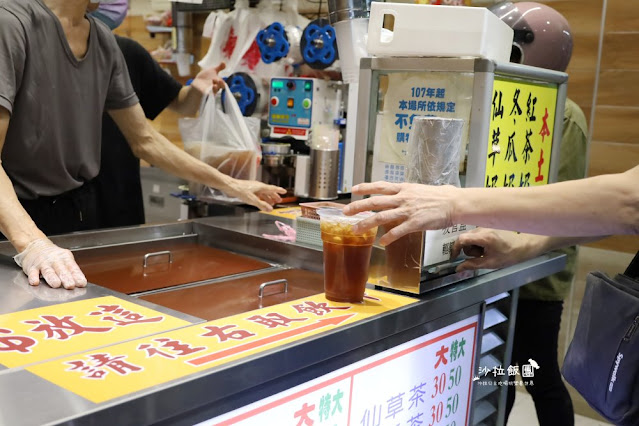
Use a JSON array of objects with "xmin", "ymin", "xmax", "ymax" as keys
[{"xmin": 485, "ymin": 78, "xmax": 558, "ymax": 188}]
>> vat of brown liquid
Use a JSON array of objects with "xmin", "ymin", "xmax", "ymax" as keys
[
  {"xmin": 74, "ymin": 241, "xmax": 270, "ymax": 294},
  {"xmin": 318, "ymin": 209, "xmax": 378, "ymax": 303},
  {"xmin": 140, "ymin": 269, "xmax": 325, "ymax": 321}
]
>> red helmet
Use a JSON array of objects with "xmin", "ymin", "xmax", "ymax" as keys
[{"xmin": 490, "ymin": 2, "xmax": 573, "ymax": 72}]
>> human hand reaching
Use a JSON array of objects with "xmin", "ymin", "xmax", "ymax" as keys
[
  {"xmin": 223, "ymin": 179, "xmax": 287, "ymax": 212},
  {"xmin": 13, "ymin": 239, "xmax": 87, "ymax": 290},
  {"xmin": 451, "ymin": 228, "xmax": 541, "ymax": 272},
  {"xmin": 191, "ymin": 62, "xmax": 226, "ymax": 95},
  {"xmin": 343, "ymin": 182, "xmax": 459, "ymax": 246}
]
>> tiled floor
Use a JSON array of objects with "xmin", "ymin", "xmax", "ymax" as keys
[{"xmin": 507, "ymin": 390, "xmax": 611, "ymax": 426}]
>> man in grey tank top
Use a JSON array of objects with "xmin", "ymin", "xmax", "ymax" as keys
[{"xmin": 0, "ymin": 0, "xmax": 286, "ymax": 290}]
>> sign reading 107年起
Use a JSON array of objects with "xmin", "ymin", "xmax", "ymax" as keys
[{"xmin": 485, "ymin": 78, "xmax": 558, "ymax": 188}]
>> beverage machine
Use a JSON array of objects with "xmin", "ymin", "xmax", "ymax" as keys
[
  {"xmin": 261, "ymin": 77, "xmax": 343, "ymax": 200},
  {"xmin": 354, "ymin": 56, "xmax": 568, "ymax": 294}
]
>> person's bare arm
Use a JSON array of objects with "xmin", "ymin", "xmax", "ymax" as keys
[
  {"xmin": 450, "ymin": 228, "xmax": 605, "ymax": 272},
  {"xmin": 168, "ymin": 63, "xmax": 226, "ymax": 117},
  {"xmin": 454, "ymin": 167, "xmax": 639, "ymax": 237},
  {"xmin": 108, "ymin": 103, "xmax": 285, "ymax": 210},
  {"xmin": 0, "ymin": 108, "xmax": 45, "ymax": 250},
  {"xmin": 345, "ymin": 166, "xmax": 639, "ymax": 246},
  {"xmin": 0, "ymin": 108, "xmax": 87, "ymax": 289}
]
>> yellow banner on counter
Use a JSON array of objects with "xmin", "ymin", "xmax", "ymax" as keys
[
  {"xmin": 259, "ymin": 206, "xmax": 302, "ymax": 220},
  {"xmin": 0, "ymin": 296, "xmax": 190, "ymax": 368},
  {"xmin": 28, "ymin": 290, "xmax": 417, "ymax": 403},
  {"xmin": 485, "ymin": 78, "xmax": 558, "ymax": 188}
]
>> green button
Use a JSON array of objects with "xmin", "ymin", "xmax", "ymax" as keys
[{"xmin": 303, "ymin": 98, "xmax": 312, "ymax": 109}]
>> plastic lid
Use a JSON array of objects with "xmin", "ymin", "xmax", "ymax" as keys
[{"xmin": 317, "ymin": 208, "xmax": 374, "ymax": 224}]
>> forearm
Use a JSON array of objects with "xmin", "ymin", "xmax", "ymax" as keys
[
  {"xmin": 0, "ymin": 166, "xmax": 46, "ymax": 251},
  {"xmin": 168, "ymin": 86, "xmax": 202, "ymax": 117},
  {"xmin": 453, "ymin": 167, "xmax": 639, "ymax": 236},
  {"xmin": 135, "ymin": 124, "xmax": 235, "ymax": 191},
  {"xmin": 109, "ymin": 104, "xmax": 237, "ymax": 192},
  {"xmin": 524, "ymin": 234, "xmax": 606, "ymax": 254}
]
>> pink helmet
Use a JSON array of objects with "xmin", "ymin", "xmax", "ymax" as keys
[{"xmin": 490, "ymin": 2, "xmax": 573, "ymax": 72}]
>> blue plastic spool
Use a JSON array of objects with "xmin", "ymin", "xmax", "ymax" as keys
[
  {"xmin": 221, "ymin": 73, "xmax": 257, "ymax": 117},
  {"xmin": 256, "ymin": 22, "xmax": 290, "ymax": 64},
  {"xmin": 302, "ymin": 23, "xmax": 337, "ymax": 68}
]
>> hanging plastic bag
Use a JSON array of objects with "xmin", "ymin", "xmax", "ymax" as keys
[
  {"xmin": 199, "ymin": 0, "xmax": 309, "ymax": 78},
  {"xmin": 199, "ymin": 0, "xmax": 262, "ymax": 77},
  {"xmin": 180, "ymin": 82, "xmax": 261, "ymax": 202}
]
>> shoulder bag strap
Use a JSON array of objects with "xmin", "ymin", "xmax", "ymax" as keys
[{"xmin": 623, "ymin": 251, "xmax": 639, "ymax": 280}]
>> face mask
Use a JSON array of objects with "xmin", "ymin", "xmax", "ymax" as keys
[{"xmin": 89, "ymin": 0, "xmax": 129, "ymax": 30}]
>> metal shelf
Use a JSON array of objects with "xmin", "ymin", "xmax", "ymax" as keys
[
  {"xmin": 485, "ymin": 291, "xmax": 509, "ymax": 305},
  {"xmin": 480, "ymin": 331, "xmax": 505, "ymax": 355},
  {"xmin": 473, "ymin": 379, "xmax": 498, "ymax": 401},
  {"xmin": 472, "ymin": 400, "xmax": 497, "ymax": 425},
  {"xmin": 173, "ymin": 0, "xmax": 259, "ymax": 12}
]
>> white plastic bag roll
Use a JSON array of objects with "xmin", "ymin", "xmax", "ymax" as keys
[{"xmin": 406, "ymin": 117, "xmax": 464, "ymax": 187}]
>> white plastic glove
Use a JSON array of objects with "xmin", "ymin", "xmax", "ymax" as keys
[{"xmin": 13, "ymin": 239, "xmax": 87, "ymax": 290}]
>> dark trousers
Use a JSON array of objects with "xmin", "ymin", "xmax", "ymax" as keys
[
  {"xmin": 505, "ymin": 299, "xmax": 574, "ymax": 426},
  {"xmin": 19, "ymin": 181, "xmax": 100, "ymax": 236}
]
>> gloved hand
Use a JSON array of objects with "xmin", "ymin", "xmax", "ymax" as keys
[{"xmin": 13, "ymin": 239, "xmax": 87, "ymax": 290}]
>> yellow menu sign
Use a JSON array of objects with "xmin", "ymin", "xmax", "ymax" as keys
[
  {"xmin": 28, "ymin": 290, "xmax": 417, "ymax": 403},
  {"xmin": 485, "ymin": 78, "xmax": 558, "ymax": 188},
  {"xmin": 0, "ymin": 296, "xmax": 191, "ymax": 368}
]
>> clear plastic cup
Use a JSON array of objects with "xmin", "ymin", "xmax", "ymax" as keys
[{"xmin": 317, "ymin": 208, "xmax": 378, "ymax": 303}]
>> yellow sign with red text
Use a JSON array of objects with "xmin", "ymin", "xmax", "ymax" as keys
[
  {"xmin": 27, "ymin": 290, "xmax": 417, "ymax": 403},
  {"xmin": 485, "ymin": 78, "xmax": 558, "ymax": 188},
  {"xmin": 0, "ymin": 296, "xmax": 190, "ymax": 368}
]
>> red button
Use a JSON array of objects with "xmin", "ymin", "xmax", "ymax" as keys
[{"xmin": 270, "ymin": 97, "xmax": 279, "ymax": 107}]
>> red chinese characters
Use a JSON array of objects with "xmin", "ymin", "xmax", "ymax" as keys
[
  {"xmin": 222, "ymin": 27, "xmax": 238, "ymax": 59},
  {"xmin": 539, "ymin": 107, "xmax": 551, "ymax": 142},
  {"xmin": 24, "ymin": 315, "xmax": 112, "ymax": 340},
  {"xmin": 434, "ymin": 345, "xmax": 449, "ymax": 369},
  {"xmin": 246, "ymin": 313, "xmax": 307, "ymax": 329},
  {"xmin": 241, "ymin": 40, "xmax": 261, "ymax": 71},
  {"xmin": 535, "ymin": 148, "xmax": 545, "ymax": 183},
  {"xmin": 291, "ymin": 301, "xmax": 350, "ymax": 317},
  {"xmin": 66, "ymin": 353, "xmax": 142, "ymax": 379},
  {"xmin": 137, "ymin": 338, "xmax": 206, "ymax": 359},
  {"xmin": 201, "ymin": 325, "xmax": 256, "ymax": 342},
  {"xmin": 294, "ymin": 402, "xmax": 316, "ymax": 426},
  {"xmin": 89, "ymin": 304, "xmax": 163, "ymax": 327},
  {"xmin": 0, "ymin": 328, "xmax": 36, "ymax": 354}
]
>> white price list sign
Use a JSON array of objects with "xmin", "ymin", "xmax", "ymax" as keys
[{"xmin": 200, "ymin": 316, "xmax": 479, "ymax": 426}]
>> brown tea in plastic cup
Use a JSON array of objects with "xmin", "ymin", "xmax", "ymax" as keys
[{"xmin": 317, "ymin": 208, "xmax": 378, "ymax": 303}]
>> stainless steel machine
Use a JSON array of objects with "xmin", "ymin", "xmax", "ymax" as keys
[
  {"xmin": 354, "ymin": 57, "xmax": 568, "ymax": 294},
  {"xmin": 0, "ymin": 215, "xmax": 565, "ymax": 426},
  {"xmin": 264, "ymin": 76, "xmax": 343, "ymax": 199}
]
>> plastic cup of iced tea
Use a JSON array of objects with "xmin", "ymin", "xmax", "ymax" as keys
[{"xmin": 317, "ymin": 208, "xmax": 378, "ymax": 303}]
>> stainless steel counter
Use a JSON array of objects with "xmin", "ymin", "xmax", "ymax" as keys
[{"xmin": 0, "ymin": 217, "xmax": 565, "ymax": 425}]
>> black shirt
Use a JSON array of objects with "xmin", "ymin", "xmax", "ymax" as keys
[{"xmin": 95, "ymin": 35, "xmax": 182, "ymax": 228}]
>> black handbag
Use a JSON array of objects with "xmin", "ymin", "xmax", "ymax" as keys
[{"xmin": 562, "ymin": 251, "xmax": 639, "ymax": 426}]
